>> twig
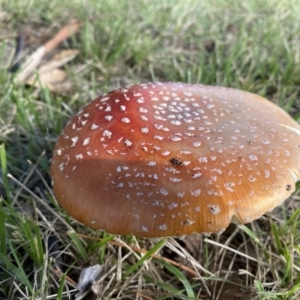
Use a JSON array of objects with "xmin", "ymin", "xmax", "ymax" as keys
[
  {"xmin": 52, "ymin": 269, "xmax": 77, "ymax": 286},
  {"xmin": 44, "ymin": 21, "xmax": 81, "ymax": 54}
]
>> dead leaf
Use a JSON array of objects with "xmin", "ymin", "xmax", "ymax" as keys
[
  {"xmin": 15, "ymin": 21, "xmax": 81, "ymax": 83},
  {"xmin": 25, "ymin": 49, "xmax": 79, "ymax": 92},
  {"xmin": 40, "ymin": 69, "xmax": 67, "ymax": 83},
  {"xmin": 27, "ymin": 69, "xmax": 68, "ymax": 92},
  {"xmin": 39, "ymin": 49, "xmax": 79, "ymax": 74},
  {"xmin": 27, "ymin": 68, "xmax": 67, "ymax": 90}
]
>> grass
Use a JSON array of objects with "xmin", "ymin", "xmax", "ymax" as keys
[{"xmin": 0, "ymin": 0, "xmax": 300, "ymax": 299}]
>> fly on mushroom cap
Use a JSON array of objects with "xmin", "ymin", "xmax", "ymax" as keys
[{"xmin": 51, "ymin": 82, "xmax": 300, "ymax": 237}]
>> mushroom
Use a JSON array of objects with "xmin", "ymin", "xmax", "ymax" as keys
[{"xmin": 51, "ymin": 82, "xmax": 300, "ymax": 237}]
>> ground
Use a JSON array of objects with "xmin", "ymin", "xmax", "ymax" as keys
[{"xmin": 0, "ymin": 0, "xmax": 300, "ymax": 299}]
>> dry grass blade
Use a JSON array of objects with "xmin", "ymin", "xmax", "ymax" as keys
[
  {"xmin": 76, "ymin": 233, "xmax": 202, "ymax": 279},
  {"xmin": 204, "ymin": 238, "xmax": 267, "ymax": 265},
  {"xmin": 1, "ymin": 1, "xmax": 300, "ymax": 299},
  {"xmin": 8, "ymin": 174, "xmax": 74, "ymax": 232},
  {"xmin": 52, "ymin": 269, "xmax": 77, "ymax": 286},
  {"xmin": 14, "ymin": 46, "xmax": 45, "ymax": 83}
]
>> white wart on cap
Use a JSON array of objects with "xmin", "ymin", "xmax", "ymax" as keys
[{"xmin": 51, "ymin": 82, "xmax": 300, "ymax": 237}]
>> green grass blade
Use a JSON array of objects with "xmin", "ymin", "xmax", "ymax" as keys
[
  {"xmin": 0, "ymin": 199, "xmax": 6, "ymax": 257},
  {"xmin": 159, "ymin": 259, "xmax": 195, "ymax": 299},
  {"xmin": 68, "ymin": 230, "xmax": 88, "ymax": 261},
  {"xmin": 57, "ymin": 273, "xmax": 66, "ymax": 300},
  {"xmin": 124, "ymin": 238, "xmax": 166, "ymax": 278},
  {"xmin": 143, "ymin": 274, "xmax": 183, "ymax": 296},
  {"xmin": 0, "ymin": 241, "xmax": 33, "ymax": 292},
  {"xmin": 239, "ymin": 224, "xmax": 270, "ymax": 259},
  {"xmin": 22, "ymin": 219, "xmax": 44, "ymax": 266},
  {"xmin": 0, "ymin": 143, "xmax": 10, "ymax": 201}
]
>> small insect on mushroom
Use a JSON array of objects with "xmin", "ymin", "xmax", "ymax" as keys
[
  {"xmin": 169, "ymin": 158, "xmax": 183, "ymax": 166},
  {"xmin": 51, "ymin": 82, "xmax": 300, "ymax": 237}
]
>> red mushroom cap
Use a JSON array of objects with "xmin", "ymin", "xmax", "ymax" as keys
[{"xmin": 51, "ymin": 82, "xmax": 300, "ymax": 237}]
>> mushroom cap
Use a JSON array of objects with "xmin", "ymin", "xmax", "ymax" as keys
[{"xmin": 51, "ymin": 82, "xmax": 300, "ymax": 237}]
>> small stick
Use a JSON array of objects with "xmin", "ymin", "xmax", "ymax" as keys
[{"xmin": 44, "ymin": 21, "xmax": 81, "ymax": 54}]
